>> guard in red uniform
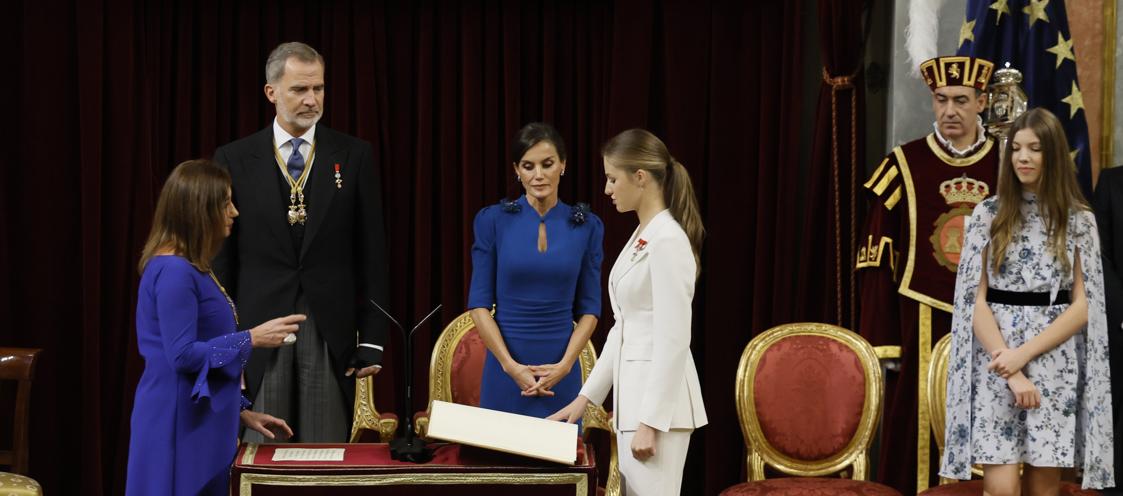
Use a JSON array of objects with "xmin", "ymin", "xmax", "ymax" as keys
[{"xmin": 856, "ymin": 55, "xmax": 999, "ymax": 494}]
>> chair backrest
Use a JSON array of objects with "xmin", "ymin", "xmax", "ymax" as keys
[
  {"xmin": 426, "ymin": 310, "xmax": 488, "ymax": 407},
  {"xmin": 425, "ymin": 311, "xmax": 614, "ymax": 425},
  {"xmin": 927, "ymin": 333, "xmax": 953, "ymax": 454},
  {"xmin": 734, "ymin": 323, "xmax": 882, "ymax": 480},
  {"xmin": 0, "ymin": 347, "xmax": 41, "ymax": 475},
  {"xmin": 926, "ymin": 332, "xmax": 983, "ymax": 482}
]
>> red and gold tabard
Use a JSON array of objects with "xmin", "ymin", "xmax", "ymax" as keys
[
  {"xmin": 858, "ymin": 133, "xmax": 999, "ymax": 323},
  {"xmin": 855, "ymin": 132, "xmax": 999, "ymax": 494}
]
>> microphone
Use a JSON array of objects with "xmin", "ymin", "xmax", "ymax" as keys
[{"xmin": 368, "ymin": 299, "xmax": 441, "ymax": 463}]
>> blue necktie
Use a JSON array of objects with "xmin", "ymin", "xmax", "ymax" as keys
[{"xmin": 287, "ymin": 138, "xmax": 306, "ymax": 180}]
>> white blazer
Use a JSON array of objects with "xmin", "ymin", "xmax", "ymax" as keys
[{"xmin": 580, "ymin": 210, "xmax": 708, "ymax": 432}]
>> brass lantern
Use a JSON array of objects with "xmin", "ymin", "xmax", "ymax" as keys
[{"xmin": 984, "ymin": 62, "xmax": 1028, "ymax": 146}]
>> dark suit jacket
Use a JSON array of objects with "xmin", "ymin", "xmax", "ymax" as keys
[
  {"xmin": 213, "ymin": 124, "xmax": 389, "ymax": 406},
  {"xmin": 1092, "ymin": 165, "xmax": 1123, "ymax": 472}
]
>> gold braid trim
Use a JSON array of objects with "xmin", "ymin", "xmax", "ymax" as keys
[
  {"xmin": 855, "ymin": 235, "xmax": 898, "ymax": 279},
  {"xmin": 823, "ymin": 66, "xmax": 860, "ymax": 327},
  {"xmin": 916, "ymin": 304, "xmax": 934, "ymax": 492}
]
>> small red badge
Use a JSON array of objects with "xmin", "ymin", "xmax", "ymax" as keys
[{"xmin": 631, "ymin": 238, "xmax": 648, "ymax": 261}]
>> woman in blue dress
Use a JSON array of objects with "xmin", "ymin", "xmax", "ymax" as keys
[
  {"xmin": 127, "ymin": 159, "xmax": 307, "ymax": 496},
  {"xmin": 468, "ymin": 123, "xmax": 604, "ymax": 419}
]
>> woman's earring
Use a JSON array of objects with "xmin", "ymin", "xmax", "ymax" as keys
[
  {"xmin": 561, "ymin": 170, "xmax": 566, "ymax": 177},
  {"xmin": 516, "ymin": 174, "xmax": 521, "ymax": 182}
]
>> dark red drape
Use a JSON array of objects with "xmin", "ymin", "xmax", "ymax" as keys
[
  {"xmin": 806, "ymin": 0, "xmax": 868, "ymax": 333},
  {"xmin": 0, "ymin": 1, "xmax": 855, "ymax": 494}
]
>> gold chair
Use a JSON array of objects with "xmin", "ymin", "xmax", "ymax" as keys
[
  {"xmin": 918, "ymin": 334, "xmax": 1095, "ymax": 495},
  {"xmin": 575, "ymin": 340, "xmax": 621, "ymax": 496},
  {"xmin": 414, "ymin": 310, "xmax": 620, "ymax": 496},
  {"xmin": 926, "ymin": 333, "xmax": 966, "ymax": 485},
  {"xmin": 350, "ymin": 340, "xmax": 399, "ymax": 442},
  {"xmin": 0, "ymin": 347, "xmax": 43, "ymax": 496},
  {"xmin": 720, "ymin": 323, "xmax": 901, "ymax": 495},
  {"xmin": 350, "ymin": 374, "xmax": 399, "ymax": 443}
]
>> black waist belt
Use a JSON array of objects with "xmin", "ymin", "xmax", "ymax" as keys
[{"xmin": 986, "ymin": 287, "xmax": 1070, "ymax": 306}]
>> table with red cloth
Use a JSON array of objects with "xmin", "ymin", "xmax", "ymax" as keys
[{"xmin": 230, "ymin": 442, "xmax": 596, "ymax": 496}]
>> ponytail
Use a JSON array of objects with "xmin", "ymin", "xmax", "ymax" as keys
[
  {"xmin": 602, "ymin": 129, "xmax": 705, "ymax": 276},
  {"xmin": 665, "ymin": 160, "xmax": 705, "ymax": 273}
]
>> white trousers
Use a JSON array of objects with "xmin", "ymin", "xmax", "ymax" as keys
[{"xmin": 617, "ymin": 429, "xmax": 693, "ymax": 496}]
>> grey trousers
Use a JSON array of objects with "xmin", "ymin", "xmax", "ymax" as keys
[{"xmin": 242, "ymin": 296, "xmax": 351, "ymax": 443}]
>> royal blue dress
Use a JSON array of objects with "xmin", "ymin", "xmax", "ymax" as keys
[
  {"xmin": 468, "ymin": 196, "xmax": 603, "ymax": 419},
  {"xmin": 127, "ymin": 256, "xmax": 252, "ymax": 496}
]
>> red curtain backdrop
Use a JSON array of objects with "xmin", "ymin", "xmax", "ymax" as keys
[
  {"xmin": 0, "ymin": 1, "xmax": 864, "ymax": 494},
  {"xmin": 809, "ymin": 0, "xmax": 867, "ymax": 332}
]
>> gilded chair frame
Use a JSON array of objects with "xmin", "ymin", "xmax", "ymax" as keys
[
  {"xmin": 416, "ymin": 309, "xmax": 481, "ymax": 435},
  {"xmin": 576, "ymin": 339, "xmax": 620, "ymax": 496},
  {"xmin": 734, "ymin": 322, "xmax": 883, "ymax": 480},
  {"xmin": 927, "ymin": 333, "xmax": 952, "ymax": 456},
  {"xmin": 413, "ymin": 310, "xmax": 620, "ymax": 496},
  {"xmin": 351, "ymin": 371, "xmax": 400, "ymax": 443},
  {"xmin": 926, "ymin": 332, "xmax": 984, "ymax": 484}
]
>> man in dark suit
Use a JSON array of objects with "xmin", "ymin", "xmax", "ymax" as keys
[
  {"xmin": 1093, "ymin": 166, "xmax": 1123, "ymax": 488},
  {"xmin": 213, "ymin": 41, "xmax": 388, "ymax": 443}
]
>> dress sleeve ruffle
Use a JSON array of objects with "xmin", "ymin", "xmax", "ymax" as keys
[{"xmin": 190, "ymin": 331, "xmax": 253, "ymax": 408}]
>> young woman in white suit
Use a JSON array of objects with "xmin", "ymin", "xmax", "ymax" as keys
[{"xmin": 549, "ymin": 129, "xmax": 707, "ymax": 496}]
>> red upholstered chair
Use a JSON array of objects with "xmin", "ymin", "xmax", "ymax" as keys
[
  {"xmin": 720, "ymin": 323, "xmax": 900, "ymax": 496},
  {"xmin": 412, "ymin": 311, "xmax": 621, "ymax": 496},
  {"xmin": 917, "ymin": 334, "xmax": 1097, "ymax": 495},
  {"xmin": 412, "ymin": 310, "xmax": 487, "ymax": 435},
  {"xmin": 0, "ymin": 347, "xmax": 43, "ymax": 496}
]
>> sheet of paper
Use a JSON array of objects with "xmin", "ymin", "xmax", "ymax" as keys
[
  {"xmin": 271, "ymin": 448, "xmax": 346, "ymax": 461},
  {"xmin": 426, "ymin": 400, "xmax": 578, "ymax": 465}
]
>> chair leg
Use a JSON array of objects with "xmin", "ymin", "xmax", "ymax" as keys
[{"xmin": 605, "ymin": 433, "xmax": 621, "ymax": 496}]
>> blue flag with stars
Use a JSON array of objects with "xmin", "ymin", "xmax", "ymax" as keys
[{"xmin": 957, "ymin": 0, "xmax": 1092, "ymax": 198}]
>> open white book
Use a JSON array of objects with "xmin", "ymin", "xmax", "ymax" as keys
[{"xmin": 426, "ymin": 400, "xmax": 578, "ymax": 465}]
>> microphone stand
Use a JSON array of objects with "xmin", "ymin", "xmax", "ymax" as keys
[{"xmin": 368, "ymin": 299, "xmax": 441, "ymax": 463}]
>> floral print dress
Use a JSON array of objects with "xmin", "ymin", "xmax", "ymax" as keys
[{"xmin": 939, "ymin": 193, "xmax": 1114, "ymax": 489}]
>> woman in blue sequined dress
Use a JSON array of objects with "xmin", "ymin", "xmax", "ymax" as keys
[
  {"xmin": 126, "ymin": 160, "xmax": 306, "ymax": 496},
  {"xmin": 468, "ymin": 123, "xmax": 603, "ymax": 420}
]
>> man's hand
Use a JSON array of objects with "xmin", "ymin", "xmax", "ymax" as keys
[
  {"xmin": 346, "ymin": 346, "xmax": 382, "ymax": 377},
  {"xmin": 346, "ymin": 365, "xmax": 382, "ymax": 378}
]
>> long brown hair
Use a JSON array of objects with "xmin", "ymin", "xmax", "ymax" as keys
[
  {"xmin": 138, "ymin": 159, "xmax": 232, "ymax": 273},
  {"xmin": 989, "ymin": 108, "xmax": 1088, "ymax": 275},
  {"xmin": 602, "ymin": 129, "xmax": 705, "ymax": 271}
]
